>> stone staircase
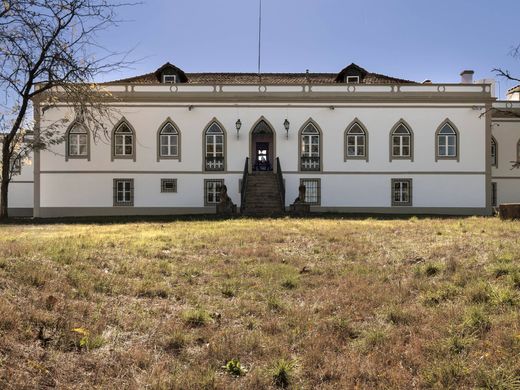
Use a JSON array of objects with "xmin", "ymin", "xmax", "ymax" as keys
[{"xmin": 241, "ymin": 172, "xmax": 285, "ymax": 216}]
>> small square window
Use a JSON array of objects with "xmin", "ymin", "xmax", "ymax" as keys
[
  {"xmin": 391, "ymin": 179, "xmax": 412, "ymax": 207},
  {"xmin": 300, "ymin": 178, "xmax": 321, "ymax": 205},
  {"xmin": 113, "ymin": 178, "xmax": 134, "ymax": 206},
  {"xmin": 346, "ymin": 76, "xmax": 360, "ymax": 84},
  {"xmin": 162, "ymin": 74, "xmax": 177, "ymax": 84},
  {"xmin": 205, "ymin": 179, "xmax": 224, "ymax": 206},
  {"xmin": 161, "ymin": 178, "xmax": 177, "ymax": 193}
]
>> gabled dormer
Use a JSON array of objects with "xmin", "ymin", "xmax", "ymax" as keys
[
  {"xmin": 154, "ymin": 62, "xmax": 188, "ymax": 84},
  {"xmin": 335, "ymin": 63, "xmax": 368, "ymax": 84}
]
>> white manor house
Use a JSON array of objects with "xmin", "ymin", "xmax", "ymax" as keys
[{"xmin": 6, "ymin": 62, "xmax": 520, "ymax": 217}]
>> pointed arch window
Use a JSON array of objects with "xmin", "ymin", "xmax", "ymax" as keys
[
  {"xmin": 205, "ymin": 122, "xmax": 225, "ymax": 171},
  {"xmin": 390, "ymin": 122, "xmax": 413, "ymax": 161},
  {"xmin": 491, "ymin": 136, "xmax": 497, "ymax": 167},
  {"xmin": 436, "ymin": 122, "xmax": 459, "ymax": 160},
  {"xmin": 345, "ymin": 121, "xmax": 368, "ymax": 160},
  {"xmin": 158, "ymin": 121, "xmax": 180, "ymax": 160},
  {"xmin": 300, "ymin": 122, "xmax": 321, "ymax": 171},
  {"xmin": 66, "ymin": 123, "xmax": 89, "ymax": 160},
  {"xmin": 112, "ymin": 121, "xmax": 135, "ymax": 161}
]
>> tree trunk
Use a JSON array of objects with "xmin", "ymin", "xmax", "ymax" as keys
[{"xmin": 0, "ymin": 140, "xmax": 11, "ymax": 220}]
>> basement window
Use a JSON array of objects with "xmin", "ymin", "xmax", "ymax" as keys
[
  {"xmin": 161, "ymin": 178, "xmax": 177, "ymax": 193},
  {"xmin": 300, "ymin": 178, "xmax": 321, "ymax": 205}
]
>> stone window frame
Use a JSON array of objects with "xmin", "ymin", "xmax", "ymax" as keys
[
  {"xmin": 435, "ymin": 119, "xmax": 460, "ymax": 162},
  {"xmin": 300, "ymin": 178, "xmax": 321, "ymax": 206},
  {"xmin": 111, "ymin": 118, "xmax": 136, "ymax": 162},
  {"xmin": 491, "ymin": 136, "xmax": 498, "ymax": 168},
  {"xmin": 344, "ymin": 118, "xmax": 369, "ymax": 162},
  {"xmin": 65, "ymin": 121, "xmax": 90, "ymax": 161},
  {"xmin": 202, "ymin": 119, "xmax": 227, "ymax": 172},
  {"xmin": 391, "ymin": 178, "xmax": 413, "ymax": 207},
  {"xmin": 157, "ymin": 118, "xmax": 181, "ymax": 162},
  {"xmin": 389, "ymin": 120, "xmax": 414, "ymax": 162},
  {"xmin": 113, "ymin": 178, "xmax": 134, "ymax": 207},
  {"xmin": 160, "ymin": 178, "xmax": 177, "ymax": 193},
  {"xmin": 204, "ymin": 178, "xmax": 224, "ymax": 206},
  {"xmin": 298, "ymin": 119, "xmax": 323, "ymax": 172}
]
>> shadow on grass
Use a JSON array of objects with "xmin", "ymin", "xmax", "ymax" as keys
[{"xmin": 0, "ymin": 212, "xmax": 491, "ymax": 226}]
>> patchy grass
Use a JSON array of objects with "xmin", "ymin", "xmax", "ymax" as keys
[{"xmin": 0, "ymin": 216, "xmax": 519, "ymax": 388}]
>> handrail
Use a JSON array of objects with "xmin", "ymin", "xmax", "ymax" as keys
[
  {"xmin": 240, "ymin": 157, "xmax": 249, "ymax": 212},
  {"xmin": 276, "ymin": 157, "xmax": 285, "ymax": 209}
]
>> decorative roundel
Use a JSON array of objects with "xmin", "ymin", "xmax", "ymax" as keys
[
  {"xmin": 506, "ymin": 102, "xmax": 513, "ymax": 109},
  {"xmin": 259, "ymin": 86, "xmax": 267, "ymax": 93},
  {"xmin": 169, "ymin": 85, "xmax": 178, "ymax": 92},
  {"xmin": 437, "ymin": 85, "xmax": 446, "ymax": 93},
  {"xmin": 484, "ymin": 86, "xmax": 490, "ymax": 93},
  {"xmin": 392, "ymin": 85, "xmax": 400, "ymax": 93},
  {"xmin": 347, "ymin": 85, "xmax": 355, "ymax": 93}
]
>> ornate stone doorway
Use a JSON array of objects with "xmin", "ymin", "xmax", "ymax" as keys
[{"xmin": 250, "ymin": 118, "xmax": 276, "ymax": 172}]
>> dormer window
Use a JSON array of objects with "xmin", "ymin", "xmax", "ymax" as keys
[
  {"xmin": 162, "ymin": 74, "xmax": 177, "ymax": 84},
  {"xmin": 346, "ymin": 76, "xmax": 360, "ymax": 84}
]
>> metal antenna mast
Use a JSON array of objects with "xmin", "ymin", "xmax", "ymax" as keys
[{"xmin": 257, "ymin": 0, "xmax": 262, "ymax": 77}]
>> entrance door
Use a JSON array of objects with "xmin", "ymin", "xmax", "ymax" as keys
[{"xmin": 255, "ymin": 142, "xmax": 271, "ymax": 171}]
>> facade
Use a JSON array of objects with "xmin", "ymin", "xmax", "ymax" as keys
[{"xmin": 6, "ymin": 63, "xmax": 520, "ymax": 217}]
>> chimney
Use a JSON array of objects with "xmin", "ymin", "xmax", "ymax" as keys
[{"xmin": 460, "ymin": 70, "xmax": 474, "ymax": 84}]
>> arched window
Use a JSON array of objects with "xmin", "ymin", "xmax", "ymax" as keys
[
  {"xmin": 204, "ymin": 121, "xmax": 225, "ymax": 171},
  {"xmin": 300, "ymin": 121, "xmax": 321, "ymax": 171},
  {"xmin": 345, "ymin": 120, "xmax": 368, "ymax": 161},
  {"xmin": 391, "ymin": 122, "xmax": 413, "ymax": 161},
  {"xmin": 66, "ymin": 123, "xmax": 89, "ymax": 160},
  {"xmin": 491, "ymin": 136, "xmax": 497, "ymax": 167},
  {"xmin": 158, "ymin": 120, "xmax": 180, "ymax": 161},
  {"xmin": 112, "ymin": 120, "xmax": 135, "ymax": 161},
  {"xmin": 436, "ymin": 121, "xmax": 458, "ymax": 160}
]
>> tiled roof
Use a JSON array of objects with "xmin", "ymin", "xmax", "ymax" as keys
[{"xmin": 108, "ymin": 63, "xmax": 416, "ymax": 85}]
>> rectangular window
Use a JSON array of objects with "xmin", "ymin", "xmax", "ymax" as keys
[
  {"xmin": 491, "ymin": 142, "xmax": 497, "ymax": 167},
  {"xmin": 161, "ymin": 178, "xmax": 177, "ymax": 193},
  {"xmin": 205, "ymin": 179, "xmax": 223, "ymax": 206},
  {"xmin": 300, "ymin": 178, "xmax": 321, "ymax": 205},
  {"xmin": 113, "ymin": 179, "xmax": 134, "ymax": 206},
  {"xmin": 391, "ymin": 178, "xmax": 412, "ymax": 206},
  {"xmin": 346, "ymin": 76, "xmax": 360, "ymax": 83},
  {"xmin": 163, "ymin": 74, "xmax": 177, "ymax": 83},
  {"xmin": 10, "ymin": 157, "xmax": 21, "ymax": 175},
  {"xmin": 491, "ymin": 182, "xmax": 497, "ymax": 207}
]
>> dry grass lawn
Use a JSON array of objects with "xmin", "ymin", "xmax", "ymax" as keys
[{"xmin": 0, "ymin": 216, "xmax": 519, "ymax": 389}]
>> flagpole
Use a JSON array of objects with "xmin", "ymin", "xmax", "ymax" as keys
[{"xmin": 257, "ymin": 0, "xmax": 262, "ymax": 78}]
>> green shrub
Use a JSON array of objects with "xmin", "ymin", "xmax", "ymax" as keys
[
  {"xmin": 221, "ymin": 283, "xmax": 238, "ymax": 298},
  {"xmin": 223, "ymin": 359, "xmax": 246, "ymax": 376},
  {"xmin": 425, "ymin": 263, "xmax": 441, "ymax": 277},
  {"xmin": 271, "ymin": 358, "xmax": 295, "ymax": 388},
  {"xmin": 467, "ymin": 281, "xmax": 491, "ymax": 304},
  {"xmin": 281, "ymin": 276, "xmax": 298, "ymax": 290},
  {"xmin": 385, "ymin": 305, "xmax": 412, "ymax": 325},
  {"xmin": 462, "ymin": 306, "xmax": 491, "ymax": 335},
  {"xmin": 164, "ymin": 330, "xmax": 187, "ymax": 353}
]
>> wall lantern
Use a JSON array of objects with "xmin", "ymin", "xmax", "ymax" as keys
[
  {"xmin": 283, "ymin": 119, "xmax": 290, "ymax": 138},
  {"xmin": 235, "ymin": 119, "xmax": 242, "ymax": 138}
]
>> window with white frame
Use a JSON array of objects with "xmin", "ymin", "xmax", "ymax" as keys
[
  {"xmin": 391, "ymin": 178, "xmax": 412, "ymax": 206},
  {"xmin": 161, "ymin": 178, "xmax": 177, "ymax": 193},
  {"xmin": 10, "ymin": 156, "xmax": 21, "ymax": 175},
  {"xmin": 437, "ymin": 123, "xmax": 457, "ymax": 158},
  {"xmin": 205, "ymin": 122, "xmax": 224, "ymax": 171},
  {"xmin": 67, "ymin": 123, "xmax": 88, "ymax": 158},
  {"xmin": 491, "ymin": 137, "xmax": 497, "ymax": 167},
  {"xmin": 113, "ymin": 179, "xmax": 134, "ymax": 206},
  {"xmin": 345, "ymin": 76, "xmax": 360, "ymax": 83},
  {"xmin": 162, "ymin": 74, "xmax": 177, "ymax": 83},
  {"xmin": 205, "ymin": 179, "xmax": 223, "ymax": 205},
  {"xmin": 391, "ymin": 123, "xmax": 412, "ymax": 159},
  {"xmin": 346, "ymin": 122, "xmax": 367, "ymax": 159},
  {"xmin": 113, "ymin": 123, "xmax": 134, "ymax": 158},
  {"xmin": 300, "ymin": 178, "xmax": 321, "ymax": 205},
  {"xmin": 159, "ymin": 122, "xmax": 179, "ymax": 158},
  {"xmin": 300, "ymin": 122, "xmax": 320, "ymax": 171}
]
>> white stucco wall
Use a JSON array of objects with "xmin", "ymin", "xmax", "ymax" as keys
[{"xmin": 36, "ymin": 95, "xmax": 490, "ymax": 216}]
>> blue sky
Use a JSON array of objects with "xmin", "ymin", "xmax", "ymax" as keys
[{"xmin": 97, "ymin": 0, "xmax": 520, "ymax": 98}]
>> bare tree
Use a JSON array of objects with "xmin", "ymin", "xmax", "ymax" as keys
[{"xmin": 0, "ymin": 0, "xmax": 135, "ymax": 219}]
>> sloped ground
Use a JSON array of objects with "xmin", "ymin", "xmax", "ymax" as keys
[{"xmin": 0, "ymin": 216, "xmax": 519, "ymax": 389}]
